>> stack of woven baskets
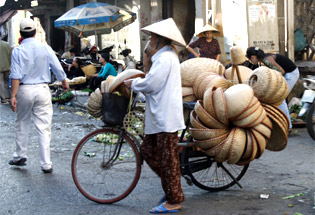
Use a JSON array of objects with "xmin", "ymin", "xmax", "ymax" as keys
[
  {"xmin": 183, "ymin": 48, "xmax": 289, "ymax": 166},
  {"xmin": 87, "ymin": 69, "xmax": 145, "ymax": 117}
]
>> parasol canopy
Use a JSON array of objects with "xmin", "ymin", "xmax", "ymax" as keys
[{"xmin": 54, "ymin": 2, "xmax": 137, "ymax": 37}]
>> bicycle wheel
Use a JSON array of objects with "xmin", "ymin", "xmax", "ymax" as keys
[
  {"xmin": 72, "ymin": 128, "xmax": 141, "ymax": 204},
  {"xmin": 183, "ymin": 148, "xmax": 249, "ymax": 191},
  {"xmin": 306, "ymin": 102, "xmax": 315, "ymax": 140}
]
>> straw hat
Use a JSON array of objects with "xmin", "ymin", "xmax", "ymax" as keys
[
  {"xmin": 262, "ymin": 103, "xmax": 289, "ymax": 130},
  {"xmin": 180, "ymin": 58, "xmax": 225, "ymax": 87},
  {"xmin": 227, "ymin": 128, "xmax": 247, "ymax": 164},
  {"xmin": 109, "ymin": 69, "xmax": 145, "ymax": 93},
  {"xmin": 194, "ymin": 133, "xmax": 229, "ymax": 150},
  {"xmin": 224, "ymin": 84, "xmax": 254, "ymax": 119},
  {"xmin": 194, "ymin": 100, "xmax": 226, "ymax": 129},
  {"xmin": 215, "ymin": 129, "xmax": 236, "ymax": 163},
  {"xmin": 212, "ymin": 87, "xmax": 229, "ymax": 126},
  {"xmin": 82, "ymin": 64, "xmax": 97, "ymax": 79},
  {"xmin": 189, "ymin": 127, "xmax": 230, "ymax": 141},
  {"xmin": 190, "ymin": 110, "xmax": 207, "ymax": 129},
  {"xmin": 230, "ymin": 46, "xmax": 246, "ymax": 65},
  {"xmin": 196, "ymin": 24, "xmax": 219, "ymax": 37},
  {"xmin": 224, "ymin": 66, "xmax": 252, "ymax": 84},
  {"xmin": 141, "ymin": 18, "xmax": 186, "ymax": 47}
]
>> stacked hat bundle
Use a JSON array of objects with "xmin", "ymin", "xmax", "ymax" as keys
[
  {"xmin": 185, "ymin": 47, "xmax": 289, "ymax": 165},
  {"xmin": 224, "ymin": 66, "xmax": 252, "ymax": 84},
  {"xmin": 87, "ymin": 89, "xmax": 103, "ymax": 118},
  {"xmin": 101, "ymin": 75, "xmax": 116, "ymax": 93},
  {"xmin": 189, "ymin": 84, "xmax": 272, "ymax": 165}
]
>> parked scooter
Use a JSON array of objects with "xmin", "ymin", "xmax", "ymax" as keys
[{"xmin": 298, "ymin": 77, "xmax": 315, "ymax": 140}]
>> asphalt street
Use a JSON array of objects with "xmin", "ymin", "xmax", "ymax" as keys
[{"xmin": 0, "ymin": 102, "xmax": 314, "ymax": 215}]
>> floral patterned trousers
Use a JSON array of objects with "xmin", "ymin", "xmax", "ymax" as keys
[{"xmin": 140, "ymin": 132, "xmax": 185, "ymax": 204}]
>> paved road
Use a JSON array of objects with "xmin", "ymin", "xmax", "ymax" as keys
[{"xmin": 0, "ymin": 103, "xmax": 314, "ymax": 215}]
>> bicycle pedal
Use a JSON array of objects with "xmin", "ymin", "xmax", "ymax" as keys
[{"xmin": 183, "ymin": 175, "xmax": 193, "ymax": 186}]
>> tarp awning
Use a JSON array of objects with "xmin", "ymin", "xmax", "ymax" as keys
[{"xmin": 0, "ymin": 8, "xmax": 17, "ymax": 26}]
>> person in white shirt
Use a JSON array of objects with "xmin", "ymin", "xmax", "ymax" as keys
[
  {"xmin": 124, "ymin": 18, "xmax": 186, "ymax": 214},
  {"xmin": 8, "ymin": 18, "xmax": 69, "ymax": 173}
]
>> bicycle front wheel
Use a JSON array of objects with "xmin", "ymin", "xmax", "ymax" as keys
[
  {"xmin": 183, "ymin": 148, "xmax": 249, "ymax": 191},
  {"xmin": 72, "ymin": 128, "xmax": 141, "ymax": 204},
  {"xmin": 306, "ymin": 102, "xmax": 315, "ymax": 140}
]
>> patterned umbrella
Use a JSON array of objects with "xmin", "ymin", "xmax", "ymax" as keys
[{"xmin": 54, "ymin": 2, "xmax": 137, "ymax": 37}]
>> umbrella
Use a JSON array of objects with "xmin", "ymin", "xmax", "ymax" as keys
[{"xmin": 54, "ymin": 2, "xmax": 137, "ymax": 37}]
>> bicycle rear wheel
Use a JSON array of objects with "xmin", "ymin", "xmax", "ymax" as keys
[
  {"xmin": 72, "ymin": 128, "xmax": 141, "ymax": 204},
  {"xmin": 183, "ymin": 148, "xmax": 249, "ymax": 191}
]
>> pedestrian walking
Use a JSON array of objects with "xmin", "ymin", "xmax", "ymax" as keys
[
  {"xmin": 0, "ymin": 32, "xmax": 12, "ymax": 104},
  {"xmin": 186, "ymin": 24, "xmax": 221, "ymax": 60},
  {"xmin": 124, "ymin": 18, "xmax": 186, "ymax": 213},
  {"xmin": 246, "ymin": 46, "xmax": 300, "ymax": 131},
  {"xmin": 8, "ymin": 18, "xmax": 69, "ymax": 173}
]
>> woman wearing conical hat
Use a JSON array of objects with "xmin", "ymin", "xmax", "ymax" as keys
[
  {"xmin": 187, "ymin": 24, "xmax": 221, "ymax": 61},
  {"xmin": 124, "ymin": 18, "xmax": 186, "ymax": 213}
]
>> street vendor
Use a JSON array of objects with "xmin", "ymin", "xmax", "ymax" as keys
[
  {"xmin": 124, "ymin": 18, "xmax": 186, "ymax": 214},
  {"xmin": 66, "ymin": 57, "xmax": 85, "ymax": 79},
  {"xmin": 89, "ymin": 52, "xmax": 117, "ymax": 92},
  {"xmin": 186, "ymin": 24, "xmax": 221, "ymax": 60},
  {"xmin": 246, "ymin": 47, "xmax": 300, "ymax": 131}
]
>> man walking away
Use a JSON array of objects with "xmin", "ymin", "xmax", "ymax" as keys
[{"xmin": 8, "ymin": 18, "xmax": 69, "ymax": 173}]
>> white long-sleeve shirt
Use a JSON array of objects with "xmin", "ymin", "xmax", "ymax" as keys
[{"xmin": 131, "ymin": 45, "xmax": 185, "ymax": 134}]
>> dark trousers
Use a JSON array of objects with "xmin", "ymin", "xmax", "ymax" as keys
[
  {"xmin": 140, "ymin": 132, "xmax": 185, "ymax": 204},
  {"xmin": 89, "ymin": 76, "xmax": 105, "ymax": 91}
]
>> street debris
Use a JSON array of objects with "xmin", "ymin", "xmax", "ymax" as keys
[{"xmin": 260, "ymin": 194, "xmax": 269, "ymax": 199}]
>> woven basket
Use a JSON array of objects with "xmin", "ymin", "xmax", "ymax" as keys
[
  {"xmin": 109, "ymin": 69, "xmax": 145, "ymax": 93},
  {"xmin": 194, "ymin": 133, "xmax": 229, "ymax": 150},
  {"xmin": 252, "ymin": 117, "xmax": 272, "ymax": 139},
  {"xmin": 190, "ymin": 110, "xmax": 207, "ymax": 129},
  {"xmin": 182, "ymin": 87, "xmax": 194, "ymax": 96},
  {"xmin": 215, "ymin": 128, "xmax": 235, "ymax": 163},
  {"xmin": 190, "ymin": 127, "xmax": 230, "ymax": 140},
  {"xmin": 195, "ymin": 74, "xmax": 218, "ymax": 99},
  {"xmin": 183, "ymin": 94, "xmax": 197, "ymax": 102},
  {"xmin": 230, "ymin": 46, "xmax": 246, "ymax": 65},
  {"xmin": 250, "ymin": 129, "xmax": 266, "ymax": 159},
  {"xmin": 212, "ymin": 87, "xmax": 229, "ymax": 126},
  {"xmin": 194, "ymin": 100, "xmax": 226, "ymax": 129},
  {"xmin": 227, "ymin": 127, "xmax": 247, "ymax": 164},
  {"xmin": 232, "ymin": 96, "xmax": 259, "ymax": 121},
  {"xmin": 224, "ymin": 66, "xmax": 252, "ymax": 84},
  {"xmin": 236, "ymin": 130, "xmax": 253, "ymax": 166},
  {"xmin": 181, "ymin": 58, "xmax": 225, "ymax": 87},
  {"xmin": 101, "ymin": 75, "xmax": 115, "ymax": 93},
  {"xmin": 82, "ymin": 64, "xmax": 97, "ymax": 79},
  {"xmin": 265, "ymin": 113, "xmax": 288, "ymax": 151},
  {"xmin": 203, "ymin": 86, "xmax": 217, "ymax": 118}
]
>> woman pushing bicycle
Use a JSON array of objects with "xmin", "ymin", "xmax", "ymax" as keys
[{"xmin": 124, "ymin": 18, "xmax": 187, "ymax": 214}]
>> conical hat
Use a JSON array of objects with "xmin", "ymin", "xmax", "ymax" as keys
[
  {"xmin": 196, "ymin": 24, "xmax": 219, "ymax": 37},
  {"xmin": 141, "ymin": 18, "xmax": 186, "ymax": 47}
]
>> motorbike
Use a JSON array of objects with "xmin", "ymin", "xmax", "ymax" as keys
[{"xmin": 298, "ymin": 77, "xmax": 315, "ymax": 140}]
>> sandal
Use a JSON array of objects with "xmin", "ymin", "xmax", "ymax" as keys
[
  {"xmin": 8, "ymin": 158, "xmax": 27, "ymax": 166},
  {"xmin": 149, "ymin": 203, "xmax": 180, "ymax": 214}
]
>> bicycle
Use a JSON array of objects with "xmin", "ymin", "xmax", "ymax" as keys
[{"xmin": 71, "ymin": 95, "xmax": 249, "ymax": 204}]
